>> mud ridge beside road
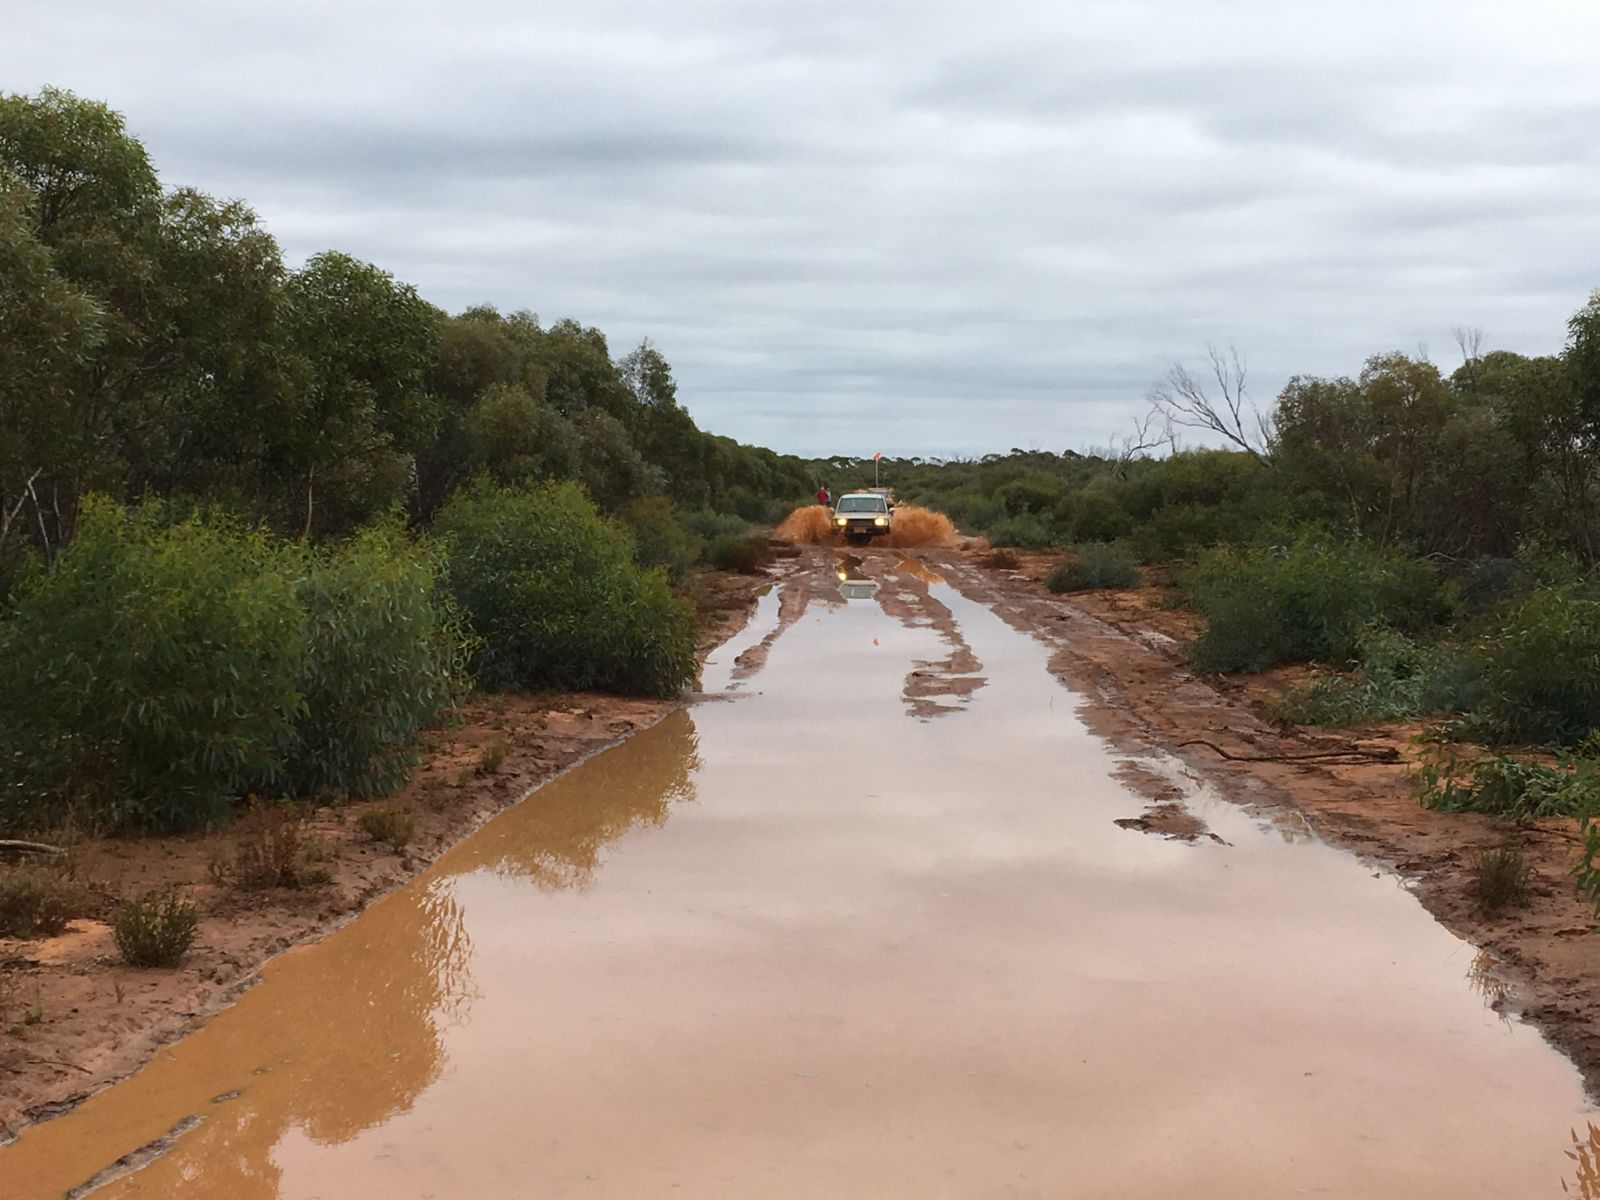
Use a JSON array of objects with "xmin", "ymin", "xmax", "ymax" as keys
[
  {"xmin": 0, "ymin": 568, "xmax": 783, "ymax": 1135},
  {"xmin": 930, "ymin": 546, "xmax": 1600, "ymax": 1099}
]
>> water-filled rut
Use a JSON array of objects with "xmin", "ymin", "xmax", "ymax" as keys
[{"xmin": 3, "ymin": 549, "xmax": 1595, "ymax": 1198}]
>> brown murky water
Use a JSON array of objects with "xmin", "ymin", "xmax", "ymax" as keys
[{"xmin": 4, "ymin": 551, "xmax": 1597, "ymax": 1198}]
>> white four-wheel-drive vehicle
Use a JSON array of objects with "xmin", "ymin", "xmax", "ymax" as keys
[{"xmin": 833, "ymin": 491, "xmax": 894, "ymax": 542}]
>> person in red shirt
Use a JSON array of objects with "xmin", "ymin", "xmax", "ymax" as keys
[{"xmin": 816, "ymin": 484, "xmax": 831, "ymax": 507}]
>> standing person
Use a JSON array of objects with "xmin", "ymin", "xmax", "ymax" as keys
[{"xmin": 817, "ymin": 484, "xmax": 831, "ymax": 507}]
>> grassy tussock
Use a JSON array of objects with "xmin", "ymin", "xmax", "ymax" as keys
[
  {"xmin": 357, "ymin": 802, "xmax": 418, "ymax": 851},
  {"xmin": 113, "ymin": 886, "xmax": 200, "ymax": 967},
  {"xmin": 0, "ymin": 864, "xmax": 88, "ymax": 938}
]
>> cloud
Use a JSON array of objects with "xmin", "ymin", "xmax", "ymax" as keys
[{"xmin": 6, "ymin": 0, "xmax": 1600, "ymax": 457}]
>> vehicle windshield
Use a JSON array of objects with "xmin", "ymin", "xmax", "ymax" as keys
[{"xmin": 836, "ymin": 495, "xmax": 887, "ymax": 513}]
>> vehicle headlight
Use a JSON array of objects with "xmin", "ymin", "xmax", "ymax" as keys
[
  {"xmin": 874, "ymin": 516, "xmax": 888, "ymax": 526},
  {"xmin": 836, "ymin": 517, "xmax": 848, "ymax": 526}
]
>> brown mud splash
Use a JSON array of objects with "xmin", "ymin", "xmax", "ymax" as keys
[
  {"xmin": 774, "ymin": 503, "xmax": 957, "ymax": 548},
  {"xmin": 884, "ymin": 505, "xmax": 957, "ymax": 548},
  {"xmin": 773, "ymin": 504, "xmax": 835, "ymax": 543}
]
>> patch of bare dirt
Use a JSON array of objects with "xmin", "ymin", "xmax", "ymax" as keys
[
  {"xmin": 939, "ymin": 544, "xmax": 1600, "ymax": 1098},
  {"xmin": 0, "ymin": 568, "xmax": 774, "ymax": 1135}
]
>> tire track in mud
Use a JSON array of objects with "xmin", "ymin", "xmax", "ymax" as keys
[
  {"xmin": 721, "ymin": 557, "xmax": 839, "ymax": 688},
  {"xmin": 866, "ymin": 551, "xmax": 987, "ymax": 719},
  {"xmin": 925, "ymin": 554, "xmax": 1231, "ymax": 843},
  {"xmin": 736, "ymin": 547, "xmax": 988, "ymax": 719},
  {"xmin": 926, "ymin": 548, "xmax": 1600, "ymax": 1098}
]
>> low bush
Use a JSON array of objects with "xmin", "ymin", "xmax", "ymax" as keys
[
  {"xmin": 946, "ymin": 493, "xmax": 1003, "ymax": 535},
  {"xmin": 678, "ymin": 509, "xmax": 751, "ymax": 543},
  {"xmin": 0, "ymin": 500, "xmax": 476, "ymax": 834},
  {"xmin": 113, "ymin": 886, "xmax": 200, "ymax": 967},
  {"xmin": 1182, "ymin": 536, "xmax": 1449, "ymax": 673},
  {"xmin": 282, "ymin": 522, "xmax": 474, "ymax": 799},
  {"xmin": 214, "ymin": 801, "xmax": 330, "ymax": 890},
  {"xmin": 1474, "ymin": 583, "xmax": 1600, "ymax": 746},
  {"xmin": 619, "ymin": 497, "xmax": 700, "ymax": 581},
  {"xmin": 0, "ymin": 498, "xmax": 304, "ymax": 833},
  {"xmin": 706, "ymin": 533, "xmax": 771, "ymax": 574},
  {"xmin": 1414, "ymin": 752, "xmax": 1600, "ymax": 821},
  {"xmin": 478, "ymin": 738, "xmax": 509, "ymax": 774},
  {"xmin": 1276, "ymin": 626, "xmax": 1483, "ymax": 726},
  {"xmin": 1045, "ymin": 543, "xmax": 1140, "ymax": 593},
  {"xmin": 986, "ymin": 513, "xmax": 1056, "ymax": 550},
  {"xmin": 0, "ymin": 865, "xmax": 88, "ymax": 938},
  {"xmin": 436, "ymin": 480, "xmax": 697, "ymax": 697},
  {"xmin": 357, "ymin": 802, "xmax": 417, "ymax": 851},
  {"xmin": 1471, "ymin": 845, "xmax": 1532, "ymax": 914}
]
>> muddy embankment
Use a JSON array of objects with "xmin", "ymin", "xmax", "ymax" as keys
[
  {"xmin": 0, "ymin": 570, "xmax": 776, "ymax": 1135},
  {"xmin": 944, "ymin": 544, "xmax": 1600, "ymax": 1097}
]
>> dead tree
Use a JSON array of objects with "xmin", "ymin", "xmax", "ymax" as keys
[
  {"xmin": 1453, "ymin": 325, "xmax": 1485, "ymax": 395},
  {"xmin": 1147, "ymin": 343, "xmax": 1272, "ymax": 461},
  {"xmin": 1107, "ymin": 409, "xmax": 1173, "ymax": 477}
]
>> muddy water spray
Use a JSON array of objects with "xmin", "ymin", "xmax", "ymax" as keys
[{"xmin": 774, "ymin": 503, "xmax": 957, "ymax": 547}]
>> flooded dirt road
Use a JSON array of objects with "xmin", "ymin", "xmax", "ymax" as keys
[{"xmin": 4, "ymin": 549, "xmax": 1597, "ymax": 1198}]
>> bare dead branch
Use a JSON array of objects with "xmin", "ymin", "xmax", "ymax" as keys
[
  {"xmin": 0, "ymin": 468, "xmax": 43, "ymax": 549},
  {"xmin": 1453, "ymin": 325, "xmax": 1485, "ymax": 395},
  {"xmin": 1146, "ymin": 342, "xmax": 1272, "ymax": 461}
]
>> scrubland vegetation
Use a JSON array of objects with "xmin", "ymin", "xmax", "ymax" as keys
[
  {"xmin": 0, "ymin": 89, "xmax": 813, "ymax": 851},
  {"xmin": 8, "ymin": 83, "xmax": 1600, "ymax": 923}
]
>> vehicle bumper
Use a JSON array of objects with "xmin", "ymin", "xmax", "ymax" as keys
[{"xmin": 839, "ymin": 522, "xmax": 890, "ymax": 539}]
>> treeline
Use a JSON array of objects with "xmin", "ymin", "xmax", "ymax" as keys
[
  {"xmin": 821, "ymin": 305, "xmax": 1600, "ymax": 569},
  {"xmin": 0, "ymin": 88, "xmax": 809, "ymax": 835},
  {"xmin": 0, "ymin": 88, "xmax": 811, "ymax": 568},
  {"xmin": 823, "ymin": 299, "xmax": 1600, "ymax": 846}
]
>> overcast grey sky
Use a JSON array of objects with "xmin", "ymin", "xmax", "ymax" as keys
[{"xmin": 7, "ymin": 0, "xmax": 1599, "ymax": 457}]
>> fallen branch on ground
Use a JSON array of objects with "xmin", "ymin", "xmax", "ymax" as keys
[
  {"xmin": 0, "ymin": 840, "xmax": 69, "ymax": 860},
  {"xmin": 1178, "ymin": 739, "xmax": 1402, "ymax": 764}
]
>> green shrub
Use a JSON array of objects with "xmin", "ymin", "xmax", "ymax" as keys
[
  {"xmin": 113, "ymin": 886, "xmax": 200, "ymax": 967},
  {"xmin": 1452, "ymin": 556, "xmax": 1535, "ymax": 615},
  {"xmin": 1045, "ymin": 543, "xmax": 1140, "ymax": 593},
  {"xmin": 620, "ymin": 498, "xmax": 699, "ymax": 581},
  {"xmin": 357, "ymin": 802, "xmax": 417, "ymax": 851},
  {"xmin": 0, "ymin": 865, "xmax": 88, "ymax": 938},
  {"xmin": 436, "ymin": 480, "xmax": 697, "ymax": 697},
  {"xmin": 1475, "ymin": 583, "xmax": 1600, "ymax": 746},
  {"xmin": 0, "ymin": 497, "xmax": 304, "ymax": 832},
  {"xmin": 706, "ymin": 533, "xmax": 771, "ymax": 574},
  {"xmin": 1061, "ymin": 486, "xmax": 1136, "ymax": 542},
  {"xmin": 1415, "ymin": 752, "xmax": 1600, "ymax": 820},
  {"xmin": 678, "ymin": 509, "xmax": 751, "ymax": 543},
  {"xmin": 1276, "ymin": 626, "xmax": 1483, "ymax": 726},
  {"xmin": 1181, "ymin": 536, "xmax": 1448, "ymax": 673},
  {"xmin": 947, "ymin": 493, "xmax": 1003, "ymax": 534},
  {"xmin": 995, "ymin": 473, "xmax": 1064, "ymax": 517},
  {"xmin": 281, "ymin": 523, "xmax": 473, "ymax": 798},
  {"xmin": 986, "ymin": 513, "xmax": 1056, "ymax": 550}
]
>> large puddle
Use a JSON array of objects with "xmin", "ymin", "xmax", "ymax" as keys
[{"xmin": 3, "ymin": 552, "xmax": 1596, "ymax": 1198}]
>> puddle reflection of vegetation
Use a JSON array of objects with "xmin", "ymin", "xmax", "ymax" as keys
[
  {"xmin": 1464, "ymin": 949, "xmax": 1512, "ymax": 1028},
  {"xmin": 454, "ymin": 710, "xmax": 702, "ymax": 890},
  {"xmin": 103, "ymin": 878, "xmax": 477, "ymax": 1197},
  {"xmin": 1565, "ymin": 1124, "xmax": 1600, "ymax": 1197}
]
